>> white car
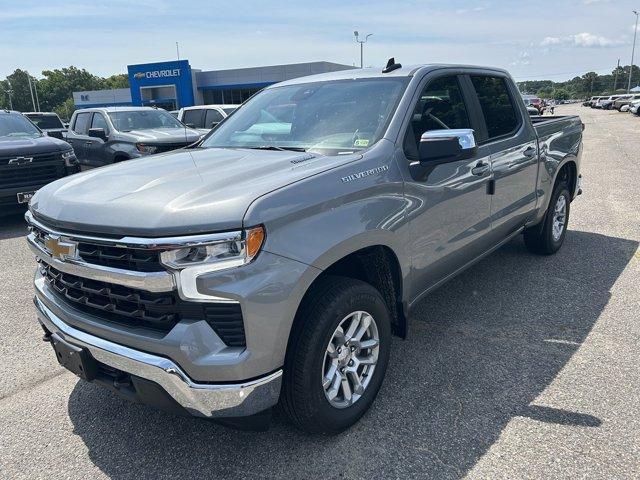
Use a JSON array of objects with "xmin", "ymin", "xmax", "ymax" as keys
[
  {"xmin": 177, "ymin": 105, "xmax": 239, "ymax": 134},
  {"xmin": 629, "ymin": 100, "xmax": 640, "ymax": 115}
]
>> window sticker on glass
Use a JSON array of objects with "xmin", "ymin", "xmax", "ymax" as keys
[{"xmin": 354, "ymin": 139, "xmax": 370, "ymax": 147}]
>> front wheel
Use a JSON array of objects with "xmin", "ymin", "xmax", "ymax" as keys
[
  {"xmin": 281, "ymin": 276, "xmax": 391, "ymax": 434},
  {"xmin": 524, "ymin": 182, "xmax": 571, "ymax": 255}
]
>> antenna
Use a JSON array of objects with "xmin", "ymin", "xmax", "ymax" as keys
[{"xmin": 176, "ymin": 42, "xmax": 180, "ymax": 60}]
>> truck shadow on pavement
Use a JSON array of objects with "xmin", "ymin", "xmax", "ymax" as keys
[
  {"xmin": 66, "ymin": 230, "xmax": 638, "ymax": 480},
  {"xmin": 0, "ymin": 212, "xmax": 28, "ymax": 240}
]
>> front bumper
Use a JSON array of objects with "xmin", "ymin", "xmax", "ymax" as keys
[{"xmin": 35, "ymin": 295, "xmax": 282, "ymax": 418}]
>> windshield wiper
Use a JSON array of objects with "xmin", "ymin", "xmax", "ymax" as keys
[{"xmin": 249, "ymin": 145, "xmax": 307, "ymax": 152}]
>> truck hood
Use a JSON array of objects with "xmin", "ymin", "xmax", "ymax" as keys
[
  {"xmin": 121, "ymin": 127, "xmax": 201, "ymax": 144},
  {"xmin": 31, "ymin": 147, "xmax": 361, "ymax": 236},
  {"xmin": 0, "ymin": 135, "xmax": 71, "ymax": 156}
]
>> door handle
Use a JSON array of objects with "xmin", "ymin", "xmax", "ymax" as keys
[
  {"xmin": 523, "ymin": 146, "xmax": 536, "ymax": 158},
  {"xmin": 85, "ymin": 141, "xmax": 93, "ymax": 145},
  {"xmin": 471, "ymin": 161, "xmax": 490, "ymax": 176}
]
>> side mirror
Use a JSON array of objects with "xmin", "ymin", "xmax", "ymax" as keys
[
  {"xmin": 418, "ymin": 129, "xmax": 477, "ymax": 164},
  {"xmin": 88, "ymin": 128, "xmax": 108, "ymax": 141}
]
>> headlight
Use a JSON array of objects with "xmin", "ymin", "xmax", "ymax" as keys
[
  {"xmin": 136, "ymin": 143, "xmax": 158, "ymax": 154},
  {"xmin": 160, "ymin": 226, "xmax": 265, "ymax": 301},
  {"xmin": 61, "ymin": 150, "xmax": 77, "ymax": 166}
]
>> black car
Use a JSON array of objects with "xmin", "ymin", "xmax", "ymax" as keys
[
  {"xmin": 23, "ymin": 112, "xmax": 68, "ymax": 140},
  {"xmin": 0, "ymin": 110, "xmax": 79, "ymax": 215}
]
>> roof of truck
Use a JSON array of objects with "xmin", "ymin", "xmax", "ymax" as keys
[
  {"xmin": 273, "ymin": 63, "xmax": 512, "ymax": 88},
  {"xmin": 74, "ymin": 106, "xmax": 160, "ymax": 113}
]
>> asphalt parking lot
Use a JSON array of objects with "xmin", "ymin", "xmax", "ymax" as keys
[{"xmin": 1, "ymin": 104, "xmax": 639, "ymax": 479}]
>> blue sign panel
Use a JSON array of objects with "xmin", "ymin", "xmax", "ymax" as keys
[{"xmin": 127, "ymin": 60, "xmax": 195, "ymax": 108}]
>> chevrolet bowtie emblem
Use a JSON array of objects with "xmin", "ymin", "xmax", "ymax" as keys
[{"xmin": 44, "ymin": 235, "xmax": 77, "ymax": 261}]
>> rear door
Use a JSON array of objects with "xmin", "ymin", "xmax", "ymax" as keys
[
  {"xmin": 401, "ymin": 73, "xmax": 494, "ymax": 296},
  {"xmin": 66, "ymin": 112, "xmax": 92, "ymax": 163},
  {"xmin": 468, "ymin": 74, "xmax": 538, "ymax": 239}
]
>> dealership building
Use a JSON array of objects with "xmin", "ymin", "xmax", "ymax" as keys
[{"xmin": 73, "ymin": 59, "xmax": 353, "ymax": 110}]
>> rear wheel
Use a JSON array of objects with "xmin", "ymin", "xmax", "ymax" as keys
[
  {"xmin": 281, "ymin": 276, "xmax": 391, "ymax": 434},
  {"xmin": 524, "ymin": 182, "xmax": 571, "ymax": 255}
]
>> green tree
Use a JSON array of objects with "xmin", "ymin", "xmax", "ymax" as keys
[
  {"xmin": 102, "ymin": 73, "xmax": 129, "ymax": 89},
  {"xmin": 551, "ymin": 88, "xmax": 570, "ymax": 101},
  {"xmin": 3, "ymin": 70, "xmax": 37, "ymax": 112},
  {"xmin": 38, "ymin": 66, "xmax": 103, "ymax": 111}
]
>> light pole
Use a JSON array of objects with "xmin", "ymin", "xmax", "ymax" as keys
[
  {"xmin": 628, "ymin": 10, "xmax": 639, "ymax": 93},
  {"xmin": 354, "ymin": 31, "xmax": 372, "ymax": 68}
]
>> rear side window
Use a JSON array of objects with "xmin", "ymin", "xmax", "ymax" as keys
[
  {"xmin": 182, "ymin": 109, "xmax": 204, "ymax": 128},
  {"xmin": 470, "ymin": 76, "xmax": 519, "ymax": 140},
  {"xmin": 73, "ymin": 112, "xmax": 91, "ymax": 134},
  {"xmin": 204, "ymin": 109, "xmax": 224, "ymax": 128}
]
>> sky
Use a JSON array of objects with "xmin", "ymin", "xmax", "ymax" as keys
[{"xmin": 1, "ymin": 0, "xmax": 639, "ymax": 82}]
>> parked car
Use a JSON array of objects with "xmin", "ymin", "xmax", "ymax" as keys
[
  {"xmin": 177, "ymin": 105, "xmax": 239, "ymax": 134},
  {"xmin": 64, "ymin": 106, "xmax": 201, "ymax": 166},
  {"xmin": 523, "ymin": 96, "xmax": 545, "ymax": 115},
  {"xmin": 630, "ymin": 100, "xmax": 640, "ymax": 115},
  {"xmin": 23, "ymin": 112, "xmax": 67, "ymax": 140},
  {"xmin": 526, "ymin": 105, "xmax": 540, "ymax": 116},
  {"xmin": 0, "ymin": 110, "xmax": 78, "ymax": 215},
  {"xmin": 27, "ymin": 63, "xmax": 582, "ymax": 433},
  {"xmin": 613, "ymin": 94, "xmax": 640, "ymax": 111}
]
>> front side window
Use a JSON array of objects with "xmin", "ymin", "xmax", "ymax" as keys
[
  {"xmin": 204, "ymin": 109, "xmax": 224, "ymax": 128},
  {"xmin": 182, "ymin": 109, "xmax": 204, "ymax": 128},
  {"xmin": 470, "ymin": 76, "xmax": 519, "ymax": 140},
  {"xmin": 73, "ymin": 112, "xmax": 92, "ymax": 134},
  {"xmin": 404, "ymin": 75, "xmax": 470, "ymax": 158},
  {"xmin": 0, "ymin": 114, "xmax": 42, "ymax": 139},
  {"xmin": 201, "ymin": 78, "xmax": 408, "ymax": 154},
  {"xmin": 108, "ymin": 110, "xmax": 184, "ymax": 132},
  {"xmin": 91, "ymin": 113, "xmax": 109, "ymax": 133}
]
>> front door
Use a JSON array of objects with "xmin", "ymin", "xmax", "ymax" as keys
[
  {"xmin": 402, "ymin": 74, "xmax": 494, "ymax": 299},
  {"xmin": 84, "ymin": 113, "xmax": 111, "ymax": 165}
]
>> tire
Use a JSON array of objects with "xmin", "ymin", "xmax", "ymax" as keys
[
  {"xmin": 524, "ymin": 182, "xmax": 570, "ymax": 255},
  {"xmin": 281, "ymin": 275, "xmax": 392, "ymax": 434}
]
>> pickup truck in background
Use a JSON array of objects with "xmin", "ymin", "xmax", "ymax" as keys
[
  {"xmin": 177, "ymin": 104, "xmax": 239, "ymax": 134},
  {"xmin": 27, "ymin": 62, "xmax": 582, "ymax": 433},
  {"xmin": 23, "ymin": 112, "xmax": 68, "ymax": 140},
  {"xmin": 64, "ymin": 106, "xmax": 201, "ymax": 166},
  {"xmin": 0, "ymin": 110, "xmax": 78, "ymax": 215}
]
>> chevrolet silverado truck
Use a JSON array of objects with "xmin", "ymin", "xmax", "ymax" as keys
[
  {"xmin": 1, "ymin": 110, "xmax": 78, "ymax": 215},
  {"xmin": 64, "ymin": 106, "xmax": 201, "ymax": 167},
  {"xmin": 27, "ymin": 62, "xmax": 583, "ymax": 433}
]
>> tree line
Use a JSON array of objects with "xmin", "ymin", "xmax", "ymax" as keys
[
  {"xmin": 0, "ymin": 67, "xmax": 128, "ymax": 120},
  {"xmin": 517, "ymin": 65, "xmax": 640, "ymax": 100},
  {"xmin": 2, "ymin": 64, "xmax": 639, "ymax": 117}
]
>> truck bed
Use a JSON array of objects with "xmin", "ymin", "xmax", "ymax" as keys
[{"xmin": 531, "ymin": 115, "xmax": 582, "ymax": 138}]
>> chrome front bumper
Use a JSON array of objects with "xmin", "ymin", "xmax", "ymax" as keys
[{"xmin": 34, "ymin": 296, "xmax": 282, "ymax": 418}]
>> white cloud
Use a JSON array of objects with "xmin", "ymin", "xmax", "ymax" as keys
[
  {"xmin": 509, "ymin": 51, "xmax": 531, "ymax": 66},
  {"xmin": 541, "ymin": 32, "xmax": 623, "ymax": 48}
]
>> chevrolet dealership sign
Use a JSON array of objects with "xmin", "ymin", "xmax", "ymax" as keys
[{"xmin": 133, "ymin": 68, "xmax": 181, "ymax": 80}]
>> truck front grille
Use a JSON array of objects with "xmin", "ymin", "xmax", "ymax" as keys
[
  {"xmin": 30, "ymin": 223, "xmax": 164, "ymax": 272},
  {"xmin": 0, "ymin": 162, "xmax": 65, "ymax": 190},
  {"xmin": 41, "ymin": 263, "xmax": 246, "ymax": 346}
]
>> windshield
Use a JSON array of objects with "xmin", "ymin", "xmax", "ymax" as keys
[
  {"xmin": 25, "ymin": 114, "xmax": 64, "ymax": 130},
  {"xmin": 201, "ymin": 78, "xmax": 409, "ymax": 154},
  {"xmin": 0, "ymin": 114, "xmax": 42, "ymax": 139},
  {"xmin": 223, "ymin": 108, "xmax": 237, "ymax": 115},
  {"xmin": 108, "ymin": 109, "xmax": 185, "ymax": 132}
]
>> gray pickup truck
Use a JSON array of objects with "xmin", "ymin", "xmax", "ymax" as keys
[
  {"xmin": 27, "ymin": 62, "xmax": 582, "ymax": 433},
  {"xmin": 64, "ymin": 106, "xmax": 201, "ymax": 167}
]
